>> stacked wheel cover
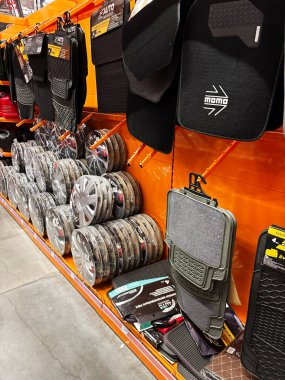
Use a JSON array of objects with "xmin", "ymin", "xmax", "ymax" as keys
[
  {"xmin": 11, "ymin": 140, "xmax": 37, "ymax": 172},
  {"xmin": 46, "ymin": 205, "xmax": 75, "ymax": 255},
  {"xmin": 71, "ymin": 214, "xmax": 164, "ymax": 286},
  {"xmin": 29, "ymin": 192, "xmax": 58, "ymax": 236},
  {"xmin": 15, "ymin": 182, "xmax": 40, "ymax": 220},
  {"xmin": 33, "ymin": 151, "xmax": 58, "ymax": 192},
  {"xmin": 24, "ymin": 145, "xmax": 45, "ymax": 182},
  {"xmin": 85, "ymin": 130, "xmax": 127, "ymax": 175},
  {"xmin": 51, "ymin": 158, "xmax": 84, "ymax": 205},
  {"xmin": 7, "ymin": 172, "xmax": 28, "ymax": 208},
  {"xmin": 70, "ymin": 175, "xmax": 114, "ymax": 227},
  {"xmin": 0, "ymin": 166, "xmax": 16, "ymax": 197}
]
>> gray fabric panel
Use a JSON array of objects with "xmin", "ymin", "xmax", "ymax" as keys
[{"xmin": 167, "ymin": 190, "xmax": 226, "ymax": 267}]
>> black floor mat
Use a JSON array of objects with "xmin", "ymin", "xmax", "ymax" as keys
[
  {"xmin": 178, "ymin": 0, "xmax": 285, "ymax": 140},
  {"xmin": 124, "ymin": 0, "xmax": 194, "ymax": 154},
  {"xmin": 241, "ymin": 229, "xmax": 285, "ymax": 380},
  {"xmin": 112, "ymin": 260, "xmax": 171, "ymax": 289},
  {"xmin": 164, "ymin": 322, "xmax": 209, "ymax": 377},
  {"xmin": 177, "ymin": 363, "xmax": 200, "ymax": 380}
]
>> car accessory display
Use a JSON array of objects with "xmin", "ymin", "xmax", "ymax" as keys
[
  {"xmin": 167, "ymin": 173, "xmax": 236, "ymax": 339},
  {"xmin": 33, "ymin": 151, "xmax": 58, "ymax": 192},
  {"xmin": 25, "ymin": 32, "xmax": 55, "ymax": 121},
  {"xmin": 51, "ymin": 158, "xmax": 83, "ymax": 205},
  {"xmin": 123, "ymin": 0, "xmax": 193, "ymax": 154},
  {"xmin": 178, "ymin": 0, "xmax": 285, "ymax": 140},
  {"xmin": 29, "ymin": 192, "xmax": 58, "ymax": 236},
  {"xmin": 46, "ymin": 205, "xmax": 75, "ymax": 255},
  {"xmin": 90, "ymin": 0, "xmax": 130, "ymax": 113},
  {"xmin": 7, "ymin": 172, "xmax": 28, "ymax": 208},
  {"xmin": 70, "ymin": 175, "xmax": 114, "ymax": 227},
  {"xmin": 85, "ymin": 130, "xmax": 127, "ymax": 175},
  {"xmin": 15, "ymin": 181, "xmax": 40, "ymax": 220},
  {"xmin": 241, "ymin": 226, "xmax": 285, "ymax": 380},
  {"xmin": 0, "ymin": 166, "xmax": 16, "ymax": 197}
]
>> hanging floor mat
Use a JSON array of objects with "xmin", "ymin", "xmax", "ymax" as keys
[
  {"xmin": 90, "ymin": 0, "xmax": 130, "ymax": 113},
  {"xmin": 178, "ymin": 0, "xmax": 285, "ymax": 140},
  {"xmin": 241, "ymin": 226, "xmax": 285, "ymax": 380},
  {"xmin": 4, "ymin": 43, "xmax": 16, "ymax": 102},
  {"xmin": 48, "ymin": 30, "xmax": 78, "ymax": 131},
  {"xmin": 26, "ymin": 33, "xmax": 55, "ymax": 121},
  {"xmin": 166, "ymin": 174, "xmax": 236, "ymax": 339},
  {"xmin": 123, "ymin": 0, "xmax": 193, "ymax": 153},
  {"xmin": 12, "ymin": 43, "xmax": 34, "ymax": 120}
]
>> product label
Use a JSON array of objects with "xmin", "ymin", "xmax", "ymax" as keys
[
  {"xmin": 91, "ymin": 0, "xmax": 124, "ymax": 39},
  {"xmin": 264, "ymin": 225, "xmax": 285, "ymax": 274},
  {"xmin": 110, "ymin": 277, "xmax": 179, "ymax": 324},
  {"xmin": 48, "ymin": 34, "xmax": 71, "ymax": 61},
  {"xmin": 23, "ymin": 34, "xmax": 44, "ymax": 55},
  {"xmin": 14, "ymin": 44, "xmax": 33, "ymax": 83}
]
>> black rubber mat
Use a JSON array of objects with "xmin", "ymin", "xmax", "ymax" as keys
[
  {"xmin": 178, "ymin": 363, "xmax": 200, "ymax": 380},
  {"xmin": 164, "ymin": 323, "xmax": 209, "ymax": 376},
  {"xmin": 112, "ymin": 260, "xmax": 171, "ymax": 289},
  {"xmin": 178, "ymin": 0, "xmax": 285, "ymax": 140},
  {"xmin": 28, "ymin": 33, "xmax": 55, "ymax": 121},
  {"xmin": 91, "ymin": 1, "xmax": 130, "ymax": 114},
  {"xmin": 241, "ymin": 229, "xmax": 285, "ymax": 380}
]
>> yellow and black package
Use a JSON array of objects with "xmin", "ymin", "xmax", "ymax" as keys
[
  {"xmin": 48, "ymin": 33, "xmax": 71, "ymax": 61},
  {"xmin": 264, "ymin": 225, "xmax": 285, "ymax": 274},
  {"xmin": 91, "ymin": 0, "xmax": 124, "ymax": 39}
]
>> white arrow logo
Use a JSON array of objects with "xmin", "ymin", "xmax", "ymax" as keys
[{"xmin": 204, "ymin": 85, "xmax": 229, "ymax": 116}]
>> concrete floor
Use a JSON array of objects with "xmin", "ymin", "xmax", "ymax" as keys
[{"xmin": 0, "ymin": 206, "xmax": 155, "ymax": 380}]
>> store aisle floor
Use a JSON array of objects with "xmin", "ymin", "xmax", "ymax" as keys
[{"xmin": 0, "ymin": 206, "xmax": 154, "ymax": 380}]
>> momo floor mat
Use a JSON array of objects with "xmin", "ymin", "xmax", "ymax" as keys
[
  {"xmin": 241, "ymin": 227, "xmax": 285, "ymax": 380},
  {"xmin": 178, "ymin": 0, "xmax": 285, "ymax": 140}
]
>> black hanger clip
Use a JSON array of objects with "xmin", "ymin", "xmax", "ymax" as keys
[
  {"xmin": 56, "ymin": 17, "xmax": 64, "ymax": 30},
  {"xmin": 185, "ymin": 172, "xmax": 218, "ymax": 206},
  {"xmin": 35, "ymin": 23, "xmax": 41, "ymax": 33},
  {"xmin": 63, "ymin": 10, "xmax": 72, "ymax": 26}
]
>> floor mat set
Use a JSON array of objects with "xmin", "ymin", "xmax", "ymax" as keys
[
  {"xmin": 120, "ymin": 0, "xmax": 284, "ymax": 152},
  {"xmin": 107, "ymin": 173, "xmax": 285, "ymax": 380}
]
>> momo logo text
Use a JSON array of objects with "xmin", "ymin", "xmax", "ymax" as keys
[{"xmin": 204, "ymin": 85, "xmax": 228, "ymax": 116}]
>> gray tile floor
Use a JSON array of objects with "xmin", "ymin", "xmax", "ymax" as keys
[{"xmin": 0, "ymin": 206, "xmax": 154, "ymax": 380}]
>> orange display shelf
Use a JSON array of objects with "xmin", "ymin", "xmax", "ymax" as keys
[
  {"xmin": 0, "ymin": 117, "xmax": 20, "ymax": 123},
  {"xmin": 0, "ymin": 81, "xmax": 10, "ymax": 86}
]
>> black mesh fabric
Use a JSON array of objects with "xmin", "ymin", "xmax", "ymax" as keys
[
  {"xmin": 241, "ymin": 230, "xmax": 285, "ymax": 380},
  {"xmin": 28, "ymin": 33, "xmax": 55, "ymax": 121},
  {"xmin": 178, "ymin": 0, "xmax": 285, "ymax": 140}
]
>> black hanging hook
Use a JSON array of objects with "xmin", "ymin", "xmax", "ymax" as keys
[
  {"xmin": 185, "ymin": 172, "xmax": 217, "ymax": 205},
  {"xmin": 56, "ymin": 17, "xmax": 64, "ymax": 30},
  {"xmin": 63, "ymin": 10, "xmax": 72, "ymax": 25}
]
